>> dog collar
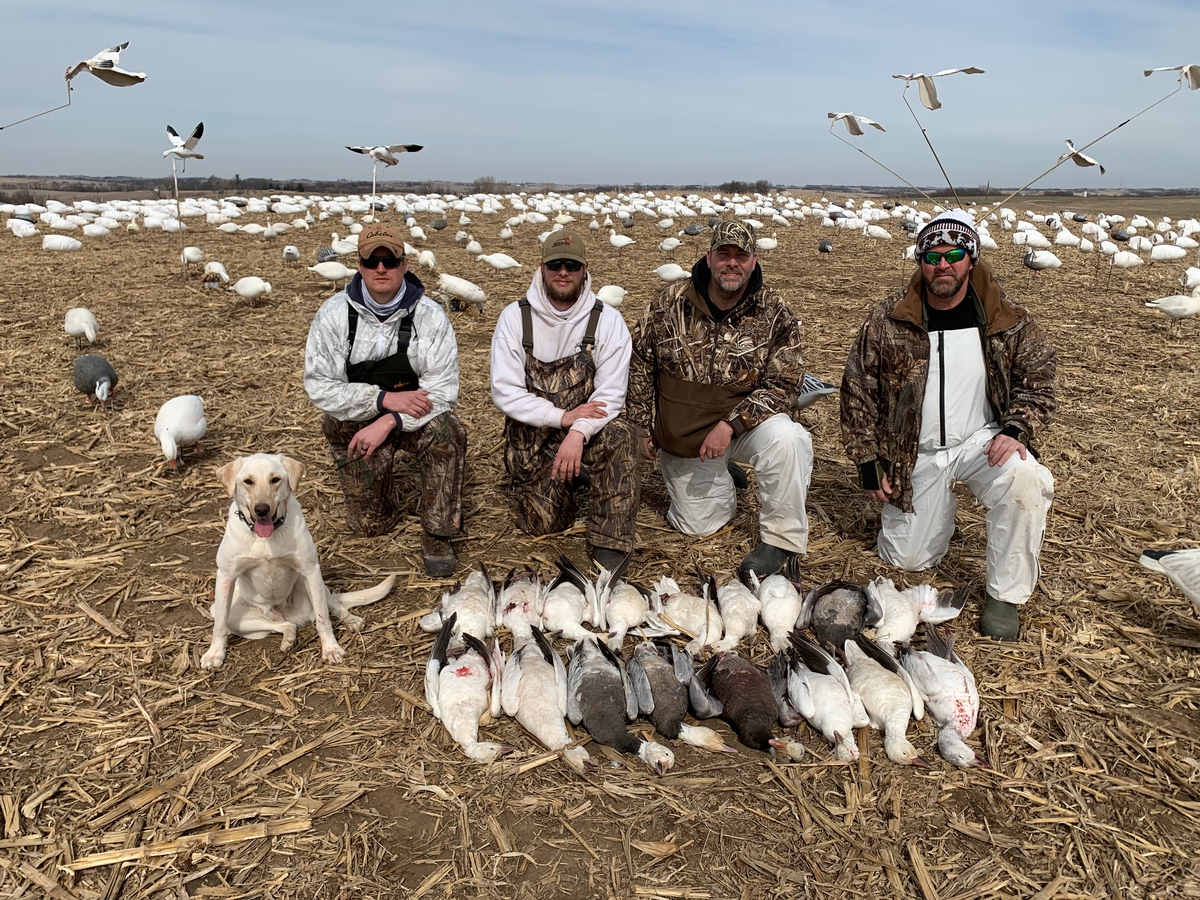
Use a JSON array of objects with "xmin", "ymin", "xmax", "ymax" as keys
[{"xmin": 237, "ymin": 509, "xmax": 286, "ymax": 532}]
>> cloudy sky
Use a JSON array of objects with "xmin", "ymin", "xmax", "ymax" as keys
[{"xmin": 2, "ymin": 0, "xmax": 1197, "ymax": 189}]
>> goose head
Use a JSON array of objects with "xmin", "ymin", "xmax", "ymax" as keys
[{"xmin": 637, "ymin": 740, "xmax": 675, "ymax": 776}]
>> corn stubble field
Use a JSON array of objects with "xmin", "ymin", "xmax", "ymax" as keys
[{"xmin": 0, "ymin": 194, "xmax": 1198, "ymax": 900}]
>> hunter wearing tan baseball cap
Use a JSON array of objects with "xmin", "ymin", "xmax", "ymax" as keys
[
  {"xmin": 542, "ymin": 229, "xmax": 587, "ymax": 265},
  {"xmin": 356, "ymin": 223, "xmax": 406, "ymax": 259}
]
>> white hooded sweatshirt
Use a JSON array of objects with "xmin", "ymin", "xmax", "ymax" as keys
[{"xmin": 490, "ymin": 270, "xmax": 632, "ymax": 443}]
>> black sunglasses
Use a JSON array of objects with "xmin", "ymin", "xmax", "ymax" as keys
[
  {"xmin": 920, "ymin": 248, "xmax": 968, "ymax": 266},
  {"xmin": 544, "ymin": 259, "xmax": 584, "ymax": 272},
  {"xmin": 360, "ymin": 255, "xmax": 403, "ymax": 269}
]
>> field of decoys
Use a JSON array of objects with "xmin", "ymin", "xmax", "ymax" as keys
[{"xmin": 1, "ymin": 31, "xmax": 1200, "ymax": 900}]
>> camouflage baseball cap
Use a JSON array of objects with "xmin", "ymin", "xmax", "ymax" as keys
[
  {"xmin": 543, "ymin": 229, "xmax": 587, "ymax": 265},
  {"xmin": 710, "ymin": 220, "xmax": 756, "ymax": 254}
]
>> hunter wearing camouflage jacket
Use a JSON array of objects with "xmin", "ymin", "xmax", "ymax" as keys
[
  {"xmin": 628, "ymin": 255, "xmax": 813, "ymax": 564},
  {"xmin": 627, "ymin": 259, "xmax": 806, "ymax": 453},
  {"xmin": 840, "ymin": 259, "xmax": 1057, "ymax": 514}
]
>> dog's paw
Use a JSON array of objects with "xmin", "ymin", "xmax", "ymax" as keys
[
  {"xmin": 200, "ymin": 647, "xmax": 226, "ymax": 670},
  {"xmin": 322, "ymin": 643, "xmax": 346, "ymax": 665},
  {"xmin": 342, "ymin": 613, "xmax": 364, "ymax": 633},
  {"xmin": 280, "ymin": 624, "xmax": 298, "ymax": 653}
]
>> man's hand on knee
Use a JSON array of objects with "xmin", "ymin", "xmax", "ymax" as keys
[
  {"xmin": 985, "ymin": 434, "xmax": 1026, "ymax": 468},
  {"xmin": 551, "ymin": 431, "xmax": 586, "ymax": 482},
  {"xmin": 698, "ymin": 421, "xmax": 733, "ymax": 462},
  {"xmin": 348, "ymin": 416, "xmax": 396, "ymax": 459}
]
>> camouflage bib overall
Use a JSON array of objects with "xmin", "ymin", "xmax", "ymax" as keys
[
  {"xmin": 322, "ymin": 301, "xmax": 465, "ymax": 538},
  {"xmin": 502, "ymin": 297, "xmax": 639, "ymax": 550}
]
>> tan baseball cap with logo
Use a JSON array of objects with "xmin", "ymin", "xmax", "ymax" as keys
[
  {"xmin": 356, "ymin": 223, "xmax": 405, "ymax": 259},
  {"xmin": 542, "ymin": 229, "xmax": 587, "ymax": 265}
]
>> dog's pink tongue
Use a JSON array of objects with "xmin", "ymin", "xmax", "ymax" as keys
[{"xmin": 254, "ymin": 519, "xmax": 275, "ymax": 538}]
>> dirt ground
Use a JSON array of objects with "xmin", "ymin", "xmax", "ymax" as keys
[{"xmin": 1, "ymin": 193, "xmax": 1198, "ymax": 899}]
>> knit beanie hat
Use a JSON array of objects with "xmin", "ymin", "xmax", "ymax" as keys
[{"xmin": 915, "ymin": 209, "xmax": 980, "ymax": 263}]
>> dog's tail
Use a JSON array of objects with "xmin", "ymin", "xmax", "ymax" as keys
[{"xmin": 334, "ymin": 574, "xmax": 397, "ymax": 609}]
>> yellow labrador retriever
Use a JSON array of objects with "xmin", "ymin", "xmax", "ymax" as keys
[{"xmin": 200, "ymin": 453, "xmax": 395, "ymax": 670}]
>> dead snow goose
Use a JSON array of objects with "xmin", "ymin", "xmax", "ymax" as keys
[
  {"xmin": 425, "ymin": 613, "xmax": 513, "ymax": 764},
  {"xmin": 787, "ymin": 633, "xmax": 870, "ymax": 761},
  {"xmin": 899, "ymin": 625, "xmax": 987, "ymax": 768},
  {"xmin": 502, "ymin": 627, "xmax": 591, "ymax": 773},
  {"xmin": 844, "ymin": 634, "xmax": 928, "ymax": 767}
]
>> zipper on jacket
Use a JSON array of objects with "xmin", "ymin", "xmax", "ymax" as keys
[{"xmin": 937, "ymin": 331, "xmax": 946, "ymax": 447}]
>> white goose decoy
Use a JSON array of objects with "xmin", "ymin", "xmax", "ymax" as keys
[
  {"xmin": 567, "ymin": 637, "xmax": 675, "ymax": 775},
  {"xmin": 1145, "ymin": 286, "xmax": 1200, "ymax": 336},
  {"xmin": 417, "ymin": 249, "xmax": 437, "ymax": 269},
  {"xmin": 465, "ymin": 237, "xmax": 484, "ymax": 256},
  {"xmin": 308, "ymin": 261, "xmax": 355, "ymax": 288},
  {"xmin": 329, "ymin": 233, "xmax": 358, "ymax": 256},
  {"xmin": 202, "ymin": 261, "xmax": 230, "ymax": 287},
  {"xmin": 163, "ymin": 123, "xmax": 204, "ymax": 170},
  {"xmin": 410, "ymin": 225, "xmax": 427, "ymax": 242},
  {"xmin": 425, "ymin": 613, "xmax": 513, "ymax": 764},
  {"xmin": 1143, "ymin": 64, "xmax": 1200, "ymax": 91},
  {"xmin": 154, "ymin": 395, "xmax": 207, "ymax": 469},
  {"xmin": 435, "ymin": 273, "xmax": 488, "ymax": 313},
  {"xmin": 1180, "ymin": 267, "xmax": 1200, "ymax": 291},
  {"xmin": 501, "ymin": 626, "xmax": 591, "ymax": 773},
  {"xmin": 1023, "ymin": 249, "xmax": 1062, "ymax": 271},
  {"xmin": 749, "ymin": 560, "xmax": 803, "ymax": 653},
  {"xmin": 1057, "ymin": 139, "xmax": 1106, "ymax": 175},
  {"xmin": 65, "ymin": 41, "xmax": 146, "ymax": 88},
  {"xmin": 228, "ymin": 276, "xmax": 271, "ymax": 306},
  {"xmin": 843, "ymin": 634, "xmax": 928, "ymax": 767},
  {"xmin": 899, "ymin": 625, "xmax": 986, "ymax": 768},
  {"xmin": 827, "ymin": 112, "xmax": 886, "ymax": 136},
  {"xmin": 282, "ymin": 245, "xmax": 301, "ymax": 263},
  {"xmin": 345, "ymin": 143, "xmax": 423, "ymax": 166},
  {"xmin": 64, "ymin": 307, "xmax": 99, "ymax": 349},
  {"xmin": 711, "ymin": 572, "xmax": 761, "ymax": 652},
  {"xmin": 788, "ymin": 633, "xmax": 870, "ymax": 761},
  {"xmin": 755, "ymin": 233, "xmax": 779, "ymax": 252},
  {"xmin": 868, "ymin": 576, "xmax": 969, "ymax": 654},
  {"xmin": 653, "ymin": 263, "xmax": 689, "ymax": 283},
  {"xmin": 608, "ymin": 228, "xmax": 635, "ymax": 250},
  {"xmin": 892, "ymin": 67, "xmax": 985, "ymax": 110},
  {"xmin": 596, "ymin": 285, "xmax": 626, "ymax": 308},
  {"xmin": 419, "ymin": 563, "xmax": 496, "ymax": 648},
  {"xmin": 1150, "ymin": 244, "xmax": 1188, "ymax": 263},
  {"xmin": 499, "ymin": 225, "xmax": 514, "ymax": 241},
  {"xmin": 658, "ymin": 237, "xmax": 682, "ymax": 254},
  {"xmin": 1111, "ymin": 250, "xmax": 1145, "ymax": 270},
  {"xmin": 863, "ymin": 225, "xmax": 892, "ymax": 241},
  {"xmin": 181, "ymin": 245, "xmax": 203, "ymax": 269},
  {"xmin": 1140, "ymin": 547, "xmax": 1200, "ymax": 613},
  {"xmin": 650, "ymin": 575, "xmax": 723, "ymax": 655},
  {"xmin": 627, "ymin": 641, "xmax": 737, "ymax": 754},
  {"xmin": 478, "ymin": 253, "xmax": 522, "ymax": 271}
]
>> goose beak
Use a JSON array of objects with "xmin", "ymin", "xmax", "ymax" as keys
[
  {"xmin": 972, "ymin": 753, "xmax": 992, "ymax": 770},
  {"xmin": 654, "ymin": 759, "xmax": 669, "ymax": 776},
  {"xmin": 911, "ymin": 755, "xmax": 932, "ymax": 768}
]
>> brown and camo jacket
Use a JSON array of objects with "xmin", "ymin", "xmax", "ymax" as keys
[
  {"xmin": 627, "ymin": 263, "xmax": 805, "ymax": 445},
  {"xmin": 840, "ymin": 260, "xmax": 1057, "ymax": 512}
]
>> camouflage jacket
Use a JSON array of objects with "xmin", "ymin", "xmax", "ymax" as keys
[
  {"xmin": 840, "ymin": 260, "xmax": 1057, "ymax": 512},
  {"xmin": 628, "ymin": 258, "xmax": 804, "ymax": 457}
]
